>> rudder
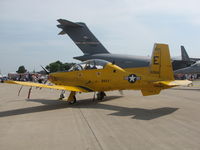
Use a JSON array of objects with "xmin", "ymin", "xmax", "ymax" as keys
[{"xmin": 150, "ymin": 43, "xmax": 174, "ymax": 80}]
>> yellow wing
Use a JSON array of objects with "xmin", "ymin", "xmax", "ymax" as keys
[{"xmin": 5, "ymin": 80, "xmax": 89, "ymax": 92}]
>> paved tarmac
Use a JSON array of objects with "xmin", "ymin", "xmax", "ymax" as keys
[{"xmin": 0, "ymin": 82, "xmax": 200, "ymax": 150}]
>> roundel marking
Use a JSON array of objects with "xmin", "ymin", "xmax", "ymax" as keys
[{"xmin": 128, "ymin": 74, "xmax": 137, "ymax": 83}]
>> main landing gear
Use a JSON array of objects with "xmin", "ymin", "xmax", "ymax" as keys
[
  {"xmin": 96, "ymin": 92, "xmax": 106, "ymax": 101},
  {"xmin": 67, "ymin": 91, "xmax": 77, "ymax": 104},
  {"xmin": 92, "ymin": 91, "xmax": 106, "ymax": 101},
  {"xmin": 59, "ymin": 91, "xmax": 106, "ymax": 104},
  {"xmin": 59, "ymin": 91, "xmax": 77, "ymax": 104}
]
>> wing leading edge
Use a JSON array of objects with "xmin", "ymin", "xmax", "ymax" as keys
[{"xmin": 5, "ymin": 80, "xmax": 89, "ymax": 92}]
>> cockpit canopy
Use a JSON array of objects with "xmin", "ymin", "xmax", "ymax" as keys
[{"xmin": 69, "ymin": 59, "xmax": 110, "ymax": 71}]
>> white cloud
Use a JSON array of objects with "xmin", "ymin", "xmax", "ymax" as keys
[{"xmin": 1, "ymin": 0, "xmax": 200, "ymax": 21}]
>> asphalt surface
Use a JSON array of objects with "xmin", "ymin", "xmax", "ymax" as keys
[{"xmin": 0, "ymin": 82, "xmax": 200, "ymax": 150}]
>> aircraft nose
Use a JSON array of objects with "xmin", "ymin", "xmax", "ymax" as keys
[
  {"xmin": 48, "ymin": 73, "xmax": 61, "ymax": 82},
  {"xmin": 48, "ymin": 74, "xmax": 56, "ymax": 82}
]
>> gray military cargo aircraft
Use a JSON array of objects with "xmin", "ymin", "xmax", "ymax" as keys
[
  {"xmin": 57, "ymin": 19, "xmax": 199, "ymax": 70},
  {"xmin": 174, "ymin": 61, "xmax": 200, "ymax": 74},
  {"xmin": 181, "ymin": 46, "xmax": 200, "ymax": 62},
  {"xmin": 172, "ymin": 46, "xmax": 200, "ymax": 70},
  {"xmin": 57, "ymin": 19, "xmax": 150, "ymax": 68},
  {"xmin": 172, "ymin": 46, "xmax": 194, "ymax": 70}
]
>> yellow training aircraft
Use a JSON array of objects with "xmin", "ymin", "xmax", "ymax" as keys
[{"xmin": 5, "ymin": 44, "xmax": 191, "ymax": 104}]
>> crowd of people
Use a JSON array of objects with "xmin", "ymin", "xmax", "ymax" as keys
[
  {"xmin": 7, "ymin": 73, "xmax": 48, "ymax": 84},
  {"xmin": 174, "ymin": 73, "xmax": 200, "ymax": 80}
]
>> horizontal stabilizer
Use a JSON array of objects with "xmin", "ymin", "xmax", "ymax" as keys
[
  {"xmin": 141, "ymin": 80, "xmax": 191, "ymax": 96},
  {"xmin": 57, "ymin": 19, "xmax": 83, "ymax": 28},
  {"xmin": 58, "ymin": 30, "xmax": 66, "ymax": 35},
  {"xmin": 153, "ymin": 80, "xmax": 192, "ymax": 87}
]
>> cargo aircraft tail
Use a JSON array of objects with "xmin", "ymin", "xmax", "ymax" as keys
[
  {"xmin": 57, "ymin": 19, "xmax": 109, "ymax": 55},
  {"xmin": 181, "ymin": 45, "xmax": 190, "ymax": 61}
]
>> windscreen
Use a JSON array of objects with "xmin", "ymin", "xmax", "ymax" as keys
[{"xmin": 69, "ymin": 59, "xmax": 109, "ymax": 71}]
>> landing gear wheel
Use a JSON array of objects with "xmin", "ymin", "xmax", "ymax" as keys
[
  {"xmin": 97, "ymin": 92, "xmax": 106, "ymax": 100},
  {"xmin": 59, "ymin": 90, "xmax": 65, "ymax": 100},
  {"xmin": 59, "ymin": 94, "xmax": 65, "ymax": 100},
  {"xmin": 68, "ymin": 96, "xmax": 77, "ymax": 104}
]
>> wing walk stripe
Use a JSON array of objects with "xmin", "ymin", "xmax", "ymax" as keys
[{"xmin": 76, "ymin": 86, "xmax": 94, "ymax": 92}]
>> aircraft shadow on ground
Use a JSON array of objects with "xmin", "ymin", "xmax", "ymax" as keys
[
  {"xmin": 0, "ymin": 96, "xmax": 178, "ymax": 120},
  {"xmin": 171, "ymin": 88, "xmax": 200, "ymax": 92}
]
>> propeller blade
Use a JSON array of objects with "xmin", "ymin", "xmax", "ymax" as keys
[{"xmin": 41, "ymin": 66, "xmax": 49, "ymax": 75}]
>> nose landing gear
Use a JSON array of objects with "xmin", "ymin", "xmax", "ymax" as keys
[
  {"xmin": 97, "ymin": 91, "xmax": 106, "ymax": 100},
  {"xmin": 59, "ymin": 90, "xmax": 65, "ymax": 100}
]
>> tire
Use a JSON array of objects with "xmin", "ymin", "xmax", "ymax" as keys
[
  {"xmin": 97, "ymin": 92, "xmax": 105, "ymax": 100},
  {"xmin": 68, "ymin": 96, "xmax": 77, "ymax": 104}
]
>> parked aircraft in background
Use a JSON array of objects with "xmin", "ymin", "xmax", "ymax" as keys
[
  {"xmin": 173, "ymin": 46, "xmax": 200, "ymax": 71},
  {"xmin": 5, "ymin": 44, "xmax": 191, "ymax": 104},
  {"xmin": 57, "ymin": 19, "xmax": 199, "ymax": 71},
  {"xmin": 181, "ymin": 46, "xmax": 200, "ymax": 62},
  {"xmin": 57, "ymin": 19, "xmax": 150, "ymax": 69},
  {"xmin": 174, "ymin": 61, "xmax": 200, "ymax": 75},
  {"xmin": 172, "ymin": 46, "xmax": 194, "ymax": 70}
]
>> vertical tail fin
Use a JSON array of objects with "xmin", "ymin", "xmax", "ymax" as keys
[
  {"xmin": 57, "ymin": 19, "xmax": 109, "ymax": 55},
  {"xmin": 150, "ymin": 43, "xmax": 174, "ymax": 80},
  {"xmin": 142, "ymin": 44, "xmax": 190, "ymax": 96},
  {"xmin": 181, "ymin": 45, "xmax": 190, "ymax": 61}
]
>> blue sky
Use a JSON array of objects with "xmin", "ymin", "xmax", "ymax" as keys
[{"xmin": 1, "ymin": 0, "xmax": 200, "ymax": 74}]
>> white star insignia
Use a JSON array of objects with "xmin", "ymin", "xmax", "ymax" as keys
[{"xmin": 128, "ymin": 74, "xmax": 137, "ymax": 83}]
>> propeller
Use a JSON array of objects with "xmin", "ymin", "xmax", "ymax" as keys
[{"xmin": 41, "ymin": 65, "xmax": 50, "ymax": 75}]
